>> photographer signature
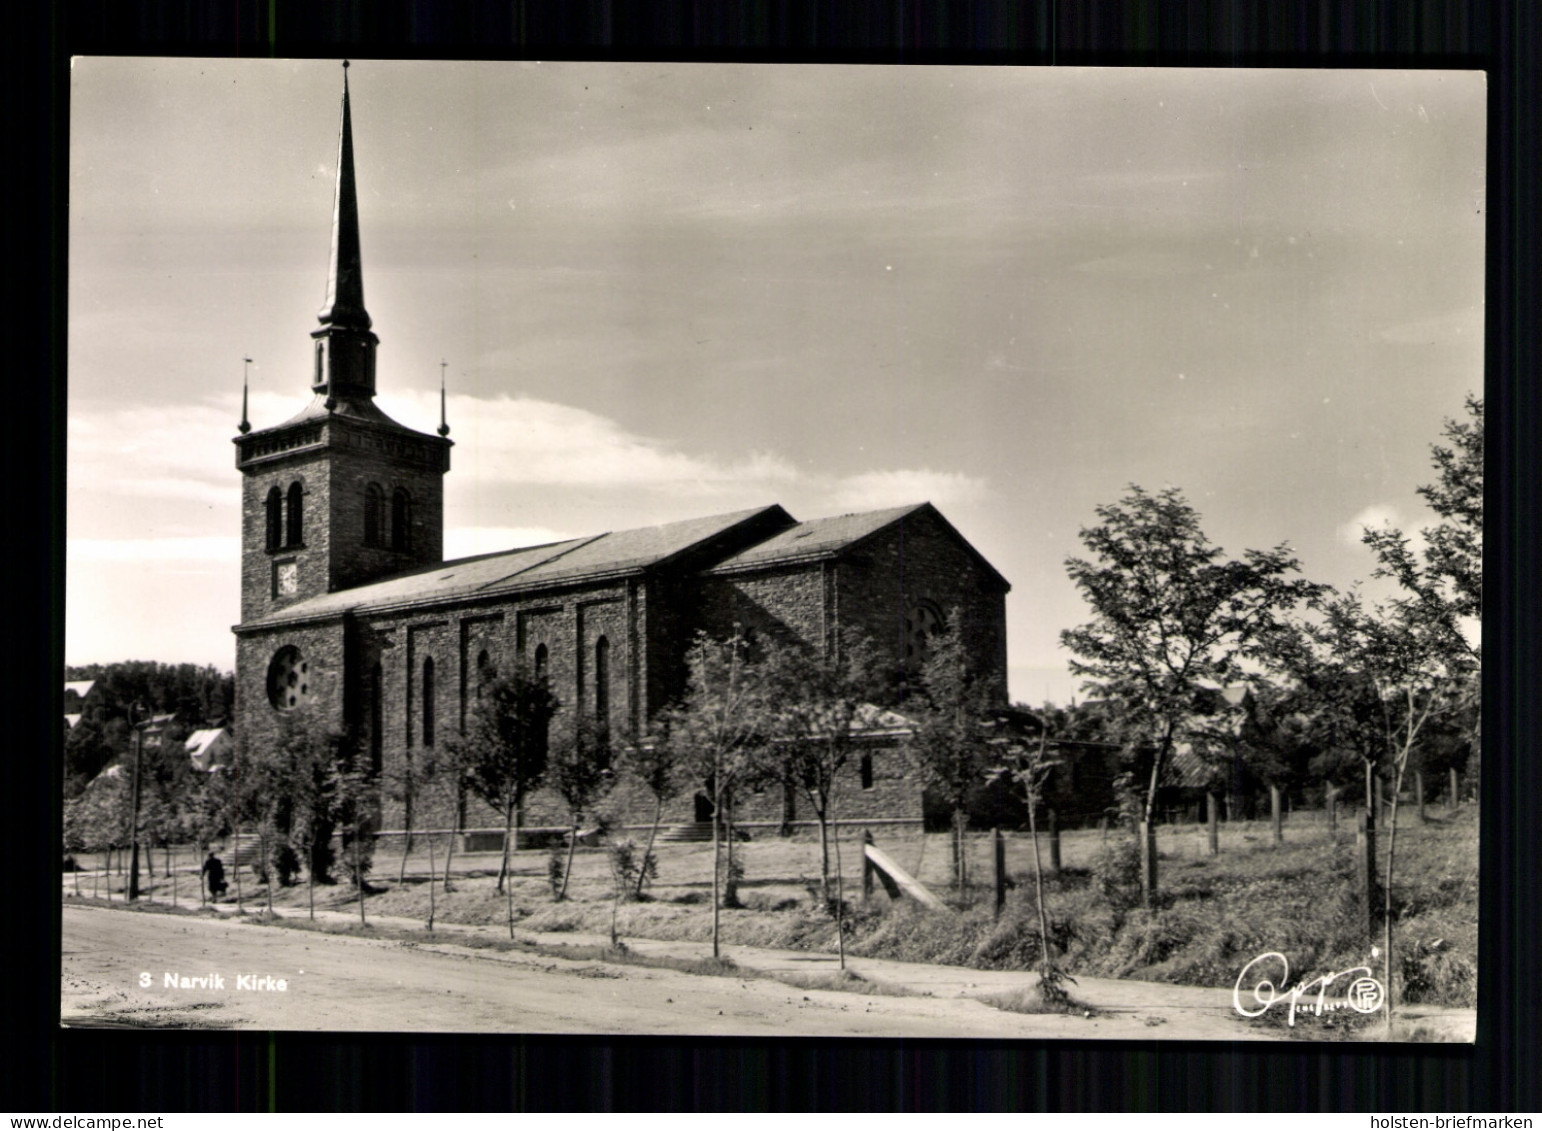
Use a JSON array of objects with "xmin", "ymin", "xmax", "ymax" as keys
[{"xmin": 1233, "ymin": 951, "xmax": 1385, "ymax": 1026}]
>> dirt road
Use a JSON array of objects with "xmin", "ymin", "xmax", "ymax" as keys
[
  {"xmin": 59, "ymin": 904, "xmax": 1249, "ymax": 1037},
  {"xmin": 61, "ymin": 904, "xmax": 1473, "ymax": 1039}
]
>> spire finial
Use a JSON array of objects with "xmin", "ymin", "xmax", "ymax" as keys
[
  {"xmin": 238, "ymin": 357, "xmax": 252, "ymax": 434},
  {"xmin": 438, "ymin": 361, "xmax": 451, "ymax": 437},
  {"xmin": 317, "ymin": 62, "xmax": 370, "ymax": 332}
]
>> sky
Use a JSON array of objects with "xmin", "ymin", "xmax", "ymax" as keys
[{"xmin": 67, "ymin": 59, "xmax": 1486, "ymax": 704}]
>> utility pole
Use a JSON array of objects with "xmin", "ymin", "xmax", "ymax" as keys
[{"xmin": 128, "ymin": 702, "xmax": 146, "ymax": 900}]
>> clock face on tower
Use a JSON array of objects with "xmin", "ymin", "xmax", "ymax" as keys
[{"xmin": 275, "ymin": 561, "xmax": 299, "ymax": 597}]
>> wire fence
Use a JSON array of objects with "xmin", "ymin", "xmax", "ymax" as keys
[{"xmin": 62, "ymin": 799, "xmax": 1477, "ymax": 911}]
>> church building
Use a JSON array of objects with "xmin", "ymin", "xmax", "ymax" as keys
[{"xmin": 232, "ymin": 68, "xmax": 1010, "ymax": 839}]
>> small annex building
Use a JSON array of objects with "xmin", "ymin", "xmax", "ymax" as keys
[{"xmin": 232, "ymin": 69, "xmax": 1011, "ymax": 843}]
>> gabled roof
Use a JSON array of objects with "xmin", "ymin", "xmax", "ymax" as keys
[
  {"xmin": 64, "ymin": 680, "xmax": 95, "ymax": 699},
  {"xmin": 185, "ymin": 728, "xmax": 232, "ymax": 772},
  {"xmin": 709, "ymin": 503, "xmax": 925, "ymax": 571},
  {"xmin": 708, "ymin": 501, "xmax": 1010, "ymax": 590},
  {"xmin": 242, "ymin": 505, "xmax": 793, "ymax": 627}
]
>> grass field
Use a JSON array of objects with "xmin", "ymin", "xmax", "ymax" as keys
[{"xmin": 71, "ymin": 803, "xmax": 1479, "ymax": 1008}]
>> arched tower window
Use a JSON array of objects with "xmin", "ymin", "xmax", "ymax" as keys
[
  {"xmin": 364, "ymin": 483, "xmax": 384, "ymax": 547},
  {"xmin": 391, "ymin": 488, "xmax": 411, "ymax": 551},
  {"xmin": 422, "ymin": 657, "xmax": 436, "ymax": 747},
  {"xmin": 593, "ymin": 636, "xmax": 610, "ymax": 726},
  {"xmin": 265, "ymin": 487, "xmax": 283, "ymax": 551},
  {"xmin": 286, "ymin": 482, "xmax": 304, "ymax": 547}
]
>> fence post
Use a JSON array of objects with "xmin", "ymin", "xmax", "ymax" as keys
[
  {"xmin": 1048, "ymin": 809, "xmax": 1061, "ymax": 875},
  {"xmin": 861, "ymin": 829, "xmax": 874, "ymax": 902},
  {"xmin": 1139, "ymin": 821, "xmax": 1158, "ymax": 908},
  {"xmin": 1356, "ymin": 808, "xmax": 1379, "ymax": 942},
  {"xmin": 1207, "ymin": 791, "xmax": 1220, "ymax": 856},
  {"xmin": 1416, "ymin": 771, "xmax": 1426, "ymax": 824},
  {"xmin": 1449, "ymin": 767, "xmax": 1460, "ymax": 811},
  {"xmin": 1271, "ymin": 784, "xmax": 1283, "ymax": 846},
  {"xmin": 1327, "ymin": 786, "xmax": 1338, "ymax": 839},
  {"xmin": 992, "ymin": 828, "xmax": 1006, "ymax": 917}
]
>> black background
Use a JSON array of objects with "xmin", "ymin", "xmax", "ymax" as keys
[{"xmin": 11, "ymin": 0, "xmax": 1537, "ymax": 1112}]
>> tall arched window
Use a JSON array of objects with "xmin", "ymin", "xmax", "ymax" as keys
[
  {"xmin": 593, "ymin": 636, "xmax": 610, "ymax": 726},
  {"xmin": 286, "ymin": 482, "xmax": 304, "ymax": 547},
  {"xmin": 364, "ymin": 483, "xmax": 384, "ymax": 547},
  {"xmin": 391, "ymin": 488, "xmax": 411, "ymax": 551},
  {"xmin": 474, "ymin": 649, "xmax": 493, "ymax": 708},
  {"xmin": 264, "ymin": 487, "xmax": 283, "ymax": 551},
  {"xmin": 422, "ymin": 657, "xmax": 436, "ymax": 747},
  {"xmin": 532, "ymin": 643, "xmax": 550, "ymax": 760},
  {"xmin": 369, "ymin": 662, "xmax": 383, "ymax": 776}
]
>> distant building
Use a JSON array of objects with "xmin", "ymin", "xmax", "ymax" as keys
[
  {"xmin": 232, "ymin": 70, "xmax": 1010, "ymax": 840},
  {"xmin": 63, "ymin": 680, "xmax": 98, "ymax": 731},
  {"xmin": 184, "ymin": 728, "xmax": 233, "ymax": 773}
]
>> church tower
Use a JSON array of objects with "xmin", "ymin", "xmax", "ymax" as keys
[{"xmin": 234, "ymin": 63, "xmax": 452, "ymax": 623}]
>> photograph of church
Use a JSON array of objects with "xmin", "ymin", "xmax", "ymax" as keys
[
  {"xmin": 233, "ymin": 69, "xmax": 1010, "ymax": 839},
  {"xmin": 64, "ymin": 59, "xmax": 1483, "ymax": 1042}
]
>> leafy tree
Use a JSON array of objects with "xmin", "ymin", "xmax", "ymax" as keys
[
  {"xmin": 655, "ymin": 633, "xmax": 770, "ymax": 957},
  {"xmin": 1362, "ymin": 395, "xmax": 1482, "ymax": 786},
  {"xmin": 546, "ymin": 721, "xmax": 614, "ymax": 901},
  {"xmin": 995, "ymin": 711, "xmax": 1074, "ymax": 1006},
  {"xmin": 1060, "ymin": 485, "xmax": 1323, "ymax": 904},
  {"xmin": 761, "ymin": 628, "xmax": 885, "ymax": 910},
  {"xmin": 1316, "ymin": 590, "xmax": 1468, "ymax": 1020},
  {"xmin": 908, "ymin": 612, "xmax": 996, "ymax": 891},
  {"xmin": 453, "ymin": 664, "xmax": 558, "ymax": 895},
  {"xmin": 612, "ymin": 731, "xmax": 680, "ymax": 899}
]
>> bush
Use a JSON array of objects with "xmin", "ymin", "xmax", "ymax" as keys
[{"xmin": 1089, "ymin": 836, "xmax": 1143, "ymax": 910}]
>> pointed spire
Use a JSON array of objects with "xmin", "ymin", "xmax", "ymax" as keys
[
  {"xmin": 238, "ymin": 357, "xmax": 252, "ymax": 434},
  {"xmin": 438, "ymin": 361, "xmax": 451, "ymax": 437},
  {"xmin": 317, "ymin": 61, "xmax": 371, "ymax": 332}
]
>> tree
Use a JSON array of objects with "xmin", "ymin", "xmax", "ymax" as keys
[
  {"xmin": 762, "ymin": 629, "xmax": 886, "ymax": 910},
  {"xmin": 995, "ymin": 710, "xmax": 1074, "ymax": 1006},
  {"xmin": 612, "ymin": 732, "xmax": 680, "ymax": 900},
  {"xmin": 1316, "ymin": 590, "xmax": 1467, "ymax": 1023},
  {"xmin": 454, "ymin": 664, "xmax": 558, "ymax": 895},
  {"xmin": 1362, "ymin": 395, "xmax": 1482, "ymax": 785},
  {"xmin": 1060, "ymin": 485, "xmax": 1323, "ymax": 904},
  {"xmin": 908, "ymin": 612, "xmax": 996, "ymax": 891},
  {"xmin": 655, "ymin": 633, "xmax": 770, "ymax": 957},
  {"xmin": 546, "ymin": 721, "xmax": 614, "ymax": 901}
]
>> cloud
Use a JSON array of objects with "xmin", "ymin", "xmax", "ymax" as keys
[
  {"xmin": 69, "ymin": 536, "xmax": 239, "ymax": 562},
  {"xmin": 443, "ymin": 526, "xmax": 572, "ymax": 559},
  {"xmin": 67, "ymin": 403, "xmax": 239, "ymax": 507},
  {"xmin": 1375, "ymin": 306, "xmax": 1483, "ymax": 346},
  {"xmin": 67, "ymin": 389, "xmax": 989, "ymax": 573},
  {"xmin": 381, "ymin": 391, "xmax": 803, "ymax": 496},
  {"xmin": 1338, "ymin": 504, "xmax": 1403, "ymax": 548},
  {"xmin": 826, "ymin": 468, "xmax": 989, "ymax": 511},
  {"xmin": 1337, "ymin": 505, "xmax": 1435, "ymax": 555}
]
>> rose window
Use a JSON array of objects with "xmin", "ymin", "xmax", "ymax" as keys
[{"xmin": 267, "ymin": 645, "xmax": 313, "ymax": 711}]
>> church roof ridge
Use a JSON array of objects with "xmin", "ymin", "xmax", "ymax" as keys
[
  {"xmin": 237, "ymin": 504, "xmax": 793, "ymax": 629},
  {"xmin": 704, "ymin": 501, "xmax": 931, "ymax": 572}
]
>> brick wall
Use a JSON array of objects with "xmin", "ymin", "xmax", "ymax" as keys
[{"xmin": 833, "ymin": 508, "xmax": 1009, "ymax": 703}]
